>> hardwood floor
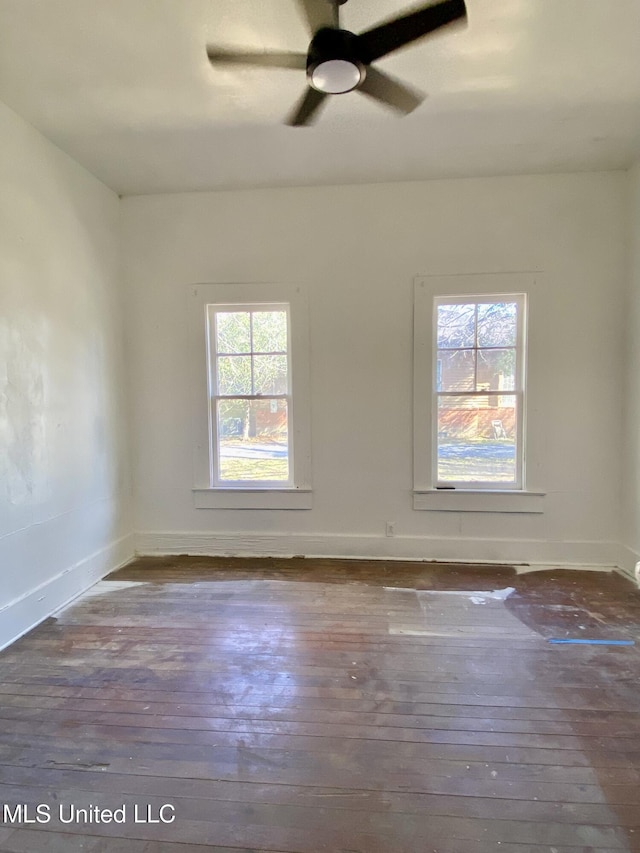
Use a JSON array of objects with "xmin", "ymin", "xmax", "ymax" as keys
[{"xmin": 1, "ymin": 557, "xmax": 639, "ymax": 852}]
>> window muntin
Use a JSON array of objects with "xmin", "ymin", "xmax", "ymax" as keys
[
  {"xmin": 433, "ymin": 295, "xmax": 526, "ymax": 489},
  {"xmin": 207, "ymin": 304, "xmax": 292, "ymax": 487}
]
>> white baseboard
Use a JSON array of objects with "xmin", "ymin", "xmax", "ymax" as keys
[
  {"xmin": 613, "ymin": 542, "xmax": 640, "ymax": 586},
  {"xmin": 0, "ymin": 533, "xmax": 135, "ymax": 652},
  {"xmin": 135, "ymin": 530, "xmax": 619, "ymax": 570}
]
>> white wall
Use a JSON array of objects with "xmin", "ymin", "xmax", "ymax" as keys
[
  {"xmin": 121, "ymin": 172, "xmax": 626, "ymax": 567},
  {"xmin": 621, "ymin": 161, "xmax": 640, "ymax": 580},
  {"xmin": 0, "ymin": 101, "xmax": 133, "ymax": 648}
]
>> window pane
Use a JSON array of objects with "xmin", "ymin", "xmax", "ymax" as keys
[
  {"xmin": 217, "ymin": 399, "xmax": 289, "ymax": 482},
  {"xmin": 437, "ymin": 303, "xmax": 475, "ymax": 348},
  {"xmin": 254, "ymin": 354, "xmax": 288, "ymax": 395},
  {"xmin": 437, "ymin": 394, "xmax": 517, "ymax": 483},
  {"xmin": 477, "ymin": 302, "xmax": 517, "ymax": 348},
  {"xmin": 216, "ymin": 312, "xmax": 250, "ymax": 354},
  {"xmin": 437, "ymin": 349, "xmax": 475, "ymax": 392},
  {"xmin": 477, "ymin": 349, "xmax": 516, "ymax": 391},
  {"xmin": 217, "ymin": 355, "xmax": 251, "ymax": 395},
  {"xmin": 252, "ymin": 311, "xmax": 287, "ymax": 353}
]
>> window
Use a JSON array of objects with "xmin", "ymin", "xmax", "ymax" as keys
[
  {"xmin": 207, "ymin": 304, "xmax": 292, "ymax": 487},
  {"xmin": 434, "ymin": 294, "xmax": 526, "ymax": 488},
  {"xmin": 413, "ymin": 274, "xmax": 543, "ymax": 513},
  {"xmin": 189, "ymin": 283, "xmax": 311, "ymax": 510}
]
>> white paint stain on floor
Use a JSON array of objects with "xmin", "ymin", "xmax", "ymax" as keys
[{"xmin": 386, "ymin": 585, "xmax": 539, "ymax": 639}]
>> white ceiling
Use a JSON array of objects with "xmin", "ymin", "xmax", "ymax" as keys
[{"xmin": 1, "ymin": 0, "xmax": 639, "ymax": 195}]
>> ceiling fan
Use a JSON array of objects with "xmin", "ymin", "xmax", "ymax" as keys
[{"xmin": 206, "ymin": 0, "xmax": 467, "ymax": 126}]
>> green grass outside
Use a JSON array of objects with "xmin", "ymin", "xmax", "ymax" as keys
[{"xmin": 220, "ymin": 457, "xmax": 289, "ymax": 481}]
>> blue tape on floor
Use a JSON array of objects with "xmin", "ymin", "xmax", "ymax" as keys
[{"xmin": 548, "ymin": 638, "xmax": 635, "ymax": 645}]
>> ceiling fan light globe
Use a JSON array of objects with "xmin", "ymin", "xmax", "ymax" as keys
[{"xmin": 310, "ymin": 59, "xmax": 363, "ymax": 94}]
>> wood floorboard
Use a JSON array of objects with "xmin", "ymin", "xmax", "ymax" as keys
[
  {"xmin": 3, "ymin": 715, "xmax": 640, "ymax": 757},
  {"xmin": 0, "ymin": 831, "xmax": 267, "ymax": 853},
  {"xmin": 11, "ymin": 623, "xmax": 565, "ymax": 647},
  {"xmin": 0, "ymin": 677, "xmax": 634, "ymax": 705},
  {"xmin": 0, "ymin": 802, "xmax": 634, "ymax": 850},
  {"xmin": 1, "ymin": 680, "xmax": 637, "ymax": 718},
  {"xmin": 0, "ymin": 833, "xmax": 622, "ymax": 853},
  {"xmin": 2, "ymin": 749, "xmax": 639, "ymax": 792},
  {"xmin": 3, "ymin": 778, "xmax": 639, "ymax": 827},
  {"xmin": 1, "ymin": 660, "xmax": 634, "ymax": 696},
  {"xmin": 3, "ymin": 701, "xmax": 640, "ymax": 740},
  {"xmin": 2, "ymin": 678, "xmax": 640, "ymax": 720},
  {"xmin": 1, "ymin": 557, "xmax": 640, "ymax": 851},
  {"xmin": 2, "ymin": 762, "xmax": 640, "ymax": 806},
  {"xmin": 6, "ymin": 646, "xmax": 637, "ymax": 682}
]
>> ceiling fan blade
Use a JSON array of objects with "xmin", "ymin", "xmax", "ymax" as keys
[
  {"xmin": 207, "ymin": 47, "xmax": 307, "ymax": 70},
  {"xmin": 286, "ymin": 87, "xmax": 329, "ymax": 126},
  {"xmin": 358, "ymin": 67, "xmax": 424, "ymax": 114},
  {"xmin": 297, "ymin": 0, "xmax": 339, "ymax": 36},
  {"xmin": 356, "ymin": 0, "xmax": 466, "ymax": 64}
]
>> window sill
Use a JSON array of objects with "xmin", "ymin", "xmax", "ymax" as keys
[
  {"xmin": 413, "ymin": 489, "xmax": 545, "ymax": 513},
  {"xmin": 193, "ymin": 488, "xmax": 313, "ymax": 510}
]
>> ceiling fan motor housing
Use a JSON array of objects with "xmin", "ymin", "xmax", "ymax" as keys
[{"xmin": 307, "ymin": 28, "xmax": 366, "ymax": 94}]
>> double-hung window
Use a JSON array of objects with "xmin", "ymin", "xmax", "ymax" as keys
[
  {"xmin": 208, "ymin": 304, "xmax": 291, "ymax": 487},
  {"xmin": 414, "ymin": 274, "xmax": 542, "ymax": 512},
  {"xmin": 434, "ymin": 294, "xmax": 526, "ymax": 488},
  {"xmin": 190, "ymin": 282, "xmax": 312, "ymax": 510}
]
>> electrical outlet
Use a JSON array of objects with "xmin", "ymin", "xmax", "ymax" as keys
[{"xmin": 385, "ymin": 521, "xmax": 395, "ymax": 537}]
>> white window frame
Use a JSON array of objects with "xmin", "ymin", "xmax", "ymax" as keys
[
  {"xmin": 207, "ymin": 301, "xmax": 293, "ymax": 489},
  {"xmin": 189, "ymin": 283, "xmax": 312, "ymax": 510},
  {"xmin": 432, "ymin": 293, "xmax": 526, "ymax": 490},
  {"xmin": 413, "ymin": 274, "xmax": 545, "ymax": 513}
]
